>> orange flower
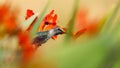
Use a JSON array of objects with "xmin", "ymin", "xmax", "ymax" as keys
[
  {"xmin": 18, "ymin": 31, "xmax": 36, "ymax": 62},
  {"xmin": 39, "ymin": 10, "xmax": 57, "ymax": 31},
  {"xmin": 25, "ymin": 9, "xmax": 35, "ymax": 20},
  {"xmin": 0, "ymin": 3, "xmax": 36, "ymax": 63},
  {"xmin": 66, "ymin": 8, "xmax": 99, "ymax": 39},
  {"xmin": 86, "ymin": 19, "xmax": 99, "ymax": 35},
  {"xmin": 25, "ymin": 9, "xmax": 59, "ymax": 39},
  {"xmin": 38, "ymin": 10, "xmax": 58, "ymax": 39},
  {"xmin": 0, "ymin": 3, "xmax": 18, "ymax": 34},
  {"xmin": 72, "ymin": 9, "xmax": 88, "ymax": 39}
]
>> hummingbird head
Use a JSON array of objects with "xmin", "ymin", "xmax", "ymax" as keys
[{"xmin": 49, "ymin": 27, "xmax": 65, "ymax": 37}]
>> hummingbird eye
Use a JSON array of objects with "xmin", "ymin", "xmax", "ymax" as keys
[{"xmin": 57, "ymin": 28, "xmax": 61, "ymax": 31}]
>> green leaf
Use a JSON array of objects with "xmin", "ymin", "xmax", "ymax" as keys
[
  {"xmin": 100, "ymin": 0, "xmax": 120, "ymax": 35},
  {"xmin": 57, "ymin": 37, "xmax": 110, "ymax": 68},
  {"xmin": 110, "ymin": 17, "xmax": 120, "ymax": 42},
  {"xmin": 98, "ymin": 10, "xmax": 113, "ymax": 30}
]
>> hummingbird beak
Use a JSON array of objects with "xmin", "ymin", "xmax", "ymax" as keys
[
  {"xmin": 58, "ymin": 28, "xmax": 65, "ymax": 34},
  {"xmin": 54, "ymin": 28, "xmax": 65, "ymax": 35}
]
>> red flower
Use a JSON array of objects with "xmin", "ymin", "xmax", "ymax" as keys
[
  {"xmin": 18, "ymin": 31, "xmax": 36, "ymax": 62},
  {"xmin": 66, "ymin": 8, "xmax": 99, "ymax": 39},
  {"xmin": 87, "ymin": 19, "xmax": 99, "ymax": 35},
  {"xmin": 25, "ymin": 9, "xmax": 60, "ymax": 39},
  {"xmin": 72, "ymin": 9, "xmax": 88, "ymax": 39},
  {"xmin": 25, "ymin": 9, "xmax": 35, "ymax": 20},
  {"xmin": 0, "ymin": 3, "xmax": 18, "ymax": 34},
  {"xmin": 0, "ymin": 3, "xmax": 36, "ymax": 64},
  {"xmin": 38, "ymin": 10, "xmax": 58, "ymax": 39},
  {"xmin": 39, "ymin": 10, "xmax": 57, "ymax": 31}
]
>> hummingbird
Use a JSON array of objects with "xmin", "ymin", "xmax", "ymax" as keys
[{"xmin": 32, "ymin": 27, "xmax": 64, "ymax": 47}]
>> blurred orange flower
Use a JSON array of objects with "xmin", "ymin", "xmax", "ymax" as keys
[
  {"xmin": 0, "ymin": 3, "xmax": 36, "ymax": 63},
  {"xmin": 0, "ymin": 3, "xmax": 18, "ymax": 34},
  {"xmin": 72, "ymin": 9, "xmax": 88, "ymax": 39},
  {"xmin": 18, "ymin": 31, "xmax": 36, "ymax": 62},
  {"xmin": 67, "ymin": 8, "xmax": 99, "ymax": 39}
]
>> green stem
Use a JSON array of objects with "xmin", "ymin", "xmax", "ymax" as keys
[
  {"xmin": 65, "ymin": 0, "xmax": 79, "ymax": 41},
  {"xmin": 100, "ymin": 0, "xmax": 120, "ymax": 35},
  {"xmin": 30, "ymin": 0, "xmax": 51, "ymax": 38}
]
